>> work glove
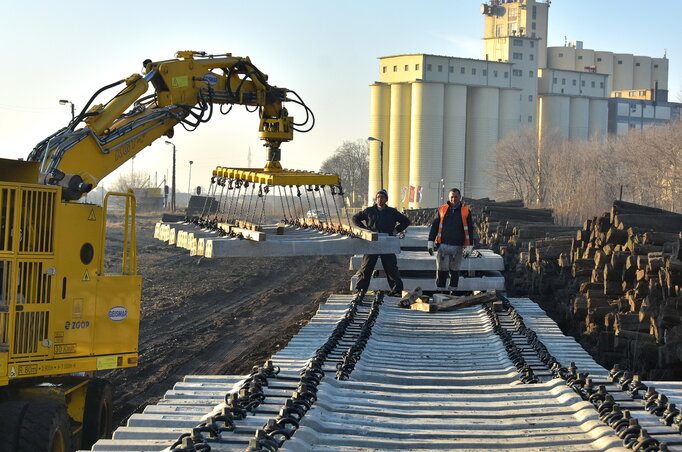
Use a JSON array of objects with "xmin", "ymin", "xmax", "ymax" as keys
[
  {"xmin": 427, "ymin": 241, "xmax": 435, "ymax": 256},
  {"xmin": 464, "ymin": 245, "xmax": 473, "ymax": 257},
  {"xmin": 393, "ymin": 229, "xmax": 406, "ymax": 239}
]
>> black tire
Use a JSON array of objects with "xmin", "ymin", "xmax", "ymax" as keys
[
  {"xmin": 0, "ymin": 400, "xmax": 29, "ymax": 452},
  {"xmin": 17, "ymin": 401, "xmax": 72, "ymax": 452},
  {"xmin": 81, "ymin": 378, "xmax": 113, "ymax": 449}
]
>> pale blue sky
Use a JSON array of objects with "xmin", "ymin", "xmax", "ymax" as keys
[{"xmin": 1, "ymin": 0, "xmax": 679, "ymax": 192}]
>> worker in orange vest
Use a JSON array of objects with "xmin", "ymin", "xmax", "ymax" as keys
[{"xmin": 427, "ymin": 188, "xmax": 475, "ymax": 289}]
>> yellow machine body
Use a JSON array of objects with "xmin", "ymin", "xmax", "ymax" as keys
[{"xmin": 0, "ymin": 172, "xmax": 140, "ymax": 388}]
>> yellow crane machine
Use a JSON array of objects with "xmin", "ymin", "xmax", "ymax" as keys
[{"xmin": 0, "ymin": 50, "xmax": 322, "ymax": 451}]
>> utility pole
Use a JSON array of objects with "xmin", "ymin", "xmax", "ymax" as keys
[
  {"xmin": 188, "ymin": 161, "xmax": 194, "ymax": 196},
  {"xmin": 59, "ymin": 99, "xmax": 75, "ymax": 120},
  {"xmin": 165, "ymin": 141, "xmax": 177, "ymax": 211}
]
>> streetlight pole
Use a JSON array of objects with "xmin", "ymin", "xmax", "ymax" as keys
[
  {"xmin": 165, "ymin": 141, "xmax": 177, "ymax": 211},
  {"xmin": 188, "ymin": 160, "xmax": 194, "ymax": 196},
  {"xmin": 59, "ymin": 99, "xmax": 75, "ymax": 120},
  {"xmin": 367, "ymin": 137, "xmax": 384, "ymax": 189}
]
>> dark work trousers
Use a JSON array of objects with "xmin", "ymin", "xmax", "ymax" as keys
[{"xmin": 354, "ymin": 254, "xmax": 403, "ymax": 294}]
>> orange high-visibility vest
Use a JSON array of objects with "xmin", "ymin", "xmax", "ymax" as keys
[{"xmin": 435, "ymin": 204, "xmax": 470, "ymax": 246}]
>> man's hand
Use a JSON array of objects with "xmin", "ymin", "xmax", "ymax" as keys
[
  {"xmin": 464, "ymin": 245, "xmax": 473, "ymax": 257},
  {"xmin": 394, "ymin": 229, "xmax": 406, "ymax": 239},
  {"xmin": 427, "ymin": 241, "xmax": 435, "ymax": 256}
]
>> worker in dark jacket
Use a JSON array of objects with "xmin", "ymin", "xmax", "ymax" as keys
[
  {"xmin": 427, "ymin": 188, "xmax": 476, "ymax": 289},
  {"xmin": 352, "ymin": 189, "xmax": 410, "ymax": 296}
]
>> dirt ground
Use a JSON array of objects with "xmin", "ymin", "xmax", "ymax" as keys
[{"xmin": 101, "ymin": 213, "xmax": 351, "ymax": 426}]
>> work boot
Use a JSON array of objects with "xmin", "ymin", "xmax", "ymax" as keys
[
  {"xmin": 448, "ymin": 272, "xmax": 459, "ymax": 290},
  {"xmin": 436, "ymin": 271, "xmax": 448, "ymax": 288}
]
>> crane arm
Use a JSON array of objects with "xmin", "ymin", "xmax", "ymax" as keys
[{"xmin": 28, "ymin": 51, "xmax": 313, "ymax": 200}]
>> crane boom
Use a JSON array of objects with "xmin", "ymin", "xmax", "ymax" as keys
[{"xmin": 27, "ymin": 51, "xmax": 313, "ymax": 200}]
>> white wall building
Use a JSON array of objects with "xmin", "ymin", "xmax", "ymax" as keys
[{"xmin": 369, "ymin": 0, "xmax": 679, "ymax": 208}]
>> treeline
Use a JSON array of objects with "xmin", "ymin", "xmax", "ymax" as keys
[{"xmin": 495, "ymin": 122, "xmax": 682, "ymax": 226}]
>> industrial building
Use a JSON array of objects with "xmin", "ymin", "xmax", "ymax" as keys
[{"xmin": 368, "ymin": 0, "xmax": 680, "ymax": 209}]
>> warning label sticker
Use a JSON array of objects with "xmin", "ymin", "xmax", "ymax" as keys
[
  {"xmin": 54, "ymin": 343, "xmax": 77, "ymax": 355},
  {"xmin": 82, "ymin": 270, "xmax": 90, "ymax": 282},
  {"xmin": 88, "ymin": 208, "xmax": 96, "ymax": 221},
  {"xmin": 18, "ymin": 364, "xmax": 38, "ymax": 376},
  {"xmin": 96, "ymin": 356, "xmax": 119, "ymax": 370}
]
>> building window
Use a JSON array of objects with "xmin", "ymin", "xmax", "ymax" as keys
[
  {"xmin": 513, "ymin": 52, "xmax": 523, "ymax": 60},
  {"xmin": 578, "ymin": 55, "xmax": 583, "ymax": 60},
  {"xmin": 530, "ymin": 41, "xmax": 535, "ymax": 48},
  {"xmin": 591, "ymin": 81, "xmax": 596, "ymax": 88},
  {"xmin": 529, "ymin": 70, "xmax": 534, "ymax": 77},
  {"xmin": 482, "ymin": 69, "xmax": 487, "ymax": 76},
  {"xmin": 617, "ymin": 60, "xmax": 622, "ymax": 64},
  {"xmin": 393, "ymin": 65, "xmax": 397, "ymax": 72},
  {"xmin": 532, "ymin": 22, "xmax": 536, "ymax": 30},
  {"xmin": 635, "ymin": 62, "xmax": 641, "ymax": 67},
  {"xmin": 415, "ymin": 64, "xmax": 420, "ymax": 70},
  {"xmin": 528, "ymin": 116, "xmax": 533, "ymax": 123},
  {"xmin": 508, "ymin": 23, "xmax": 518, "ymax": 35},
  {"xmin": 558, "ymin": 52, "xmax": 564, "ymax": 57},
  {"xmin": 460, "ymin": 67, "xmax": 465, "ymax": 74},
  {"xmin": 528, "ymin": 95, "xmax": 533, "ymax": 101},
  {"xmin": 572, "ymin": 79, "xmax": 576, "ymax": 86},
  {"xmin": 504, "ymin": 71, "xmax": 509, "ymax": 78},
  {"xmin": 427, "ymin": 64, "xmax": 432, "ymax": 71},
  {"xmin": 552, "ymin": 77, "xmax": 557, "ymax": 83},
  {"xmin": 472, "ymin": 68, "xmax": 477, "ymax": 75},
  {"xmin": 496, "ymin": 24, "xmax": 504, "ymax": 37},
  {"xmin": 615, "ymin": 92, "xmax": 622, "ymax": 97},
  {"xmin": 629, "ymin": 91, "xmax": 636, "ymax": 96},
  {"xmin": 581, "ymin": 80, "xmax": 585, "ymax": 87},
  {"xmin": 530, "ymin": 54, "xmax": 534, "ymax": 61},
  {"xmin": 562, "ymin": 78, "xmax": 566, "ymax": 85},
  {"xmin": 493, "ymin": 70, "xmax": 498, "ymax": 77},
  {"xmin": 404, "ymin": 64, "xmax": 409, "ymax": 71},
  {"xmin": 509, "ymin": 7, "xmax": 518, "ymax": 20},
  {"xmin": 449, "ymin": 66, "xmax": 454, "ymax": 73},
  {"xmin": 513, "ymin": 39, "xmax": 523, "ymax": 46},
  {"xmin": 437, "ymin": 65, "xmax": 442, "ymax": 72},
  {"xmin": 597, "ymin": 57, "xmax": 602, "ymax": 62},
  {"xmin": 382, "ymin": 66, "xmax": 387, "ymax": 73},
  {"xmin": 532, "ymin": 5, "xmax": 537, "ymax": 19},
  {"xmin": 639, "ymin": 90, "xmax": 646, "ymax": 96},
  {"xmin": 513, "ymin": 69, "xmax": 522, "ymax": 76},
  {"xmin": 600, "ymin": 82, "xmax": 605, "ymax": 88},
  {"xmin": 654, "ymin": 64, "xmax": 659, "ymax": 68}
]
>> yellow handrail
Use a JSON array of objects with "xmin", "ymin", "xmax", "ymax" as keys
[{"xmin": 101, "ymin": 191, "xmax": 137, "ymax": 275}]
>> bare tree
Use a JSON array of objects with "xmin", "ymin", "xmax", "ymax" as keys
[
  {"xmin": 320, "ymin": 139, "xmax": 369, "ymax": 207},
  {"xmin": 495, "ymin": 127, "xmax": 538, "ymax": 203},
  {"xmin": 614, "ymin": 123, "xmax": 682, "ymax": 211},
  {"xmin": 494, "ymin": 121, "xmax": 682, "ymax": 226},
  {"xmin": 543, "ymin": 137, "xmax": 616, "ymax": 225},
  {"xmin": 494, "ymin": 127, "xmax": 564, "ymax": 206},
  {"xmin": 108, "ymin": 171, "xmax": 153, "ymax": 193}
]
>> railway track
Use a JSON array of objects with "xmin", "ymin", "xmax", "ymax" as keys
[{"xmin": 86, "ymin": 294, "xmax": 682, "ymax": 451}]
